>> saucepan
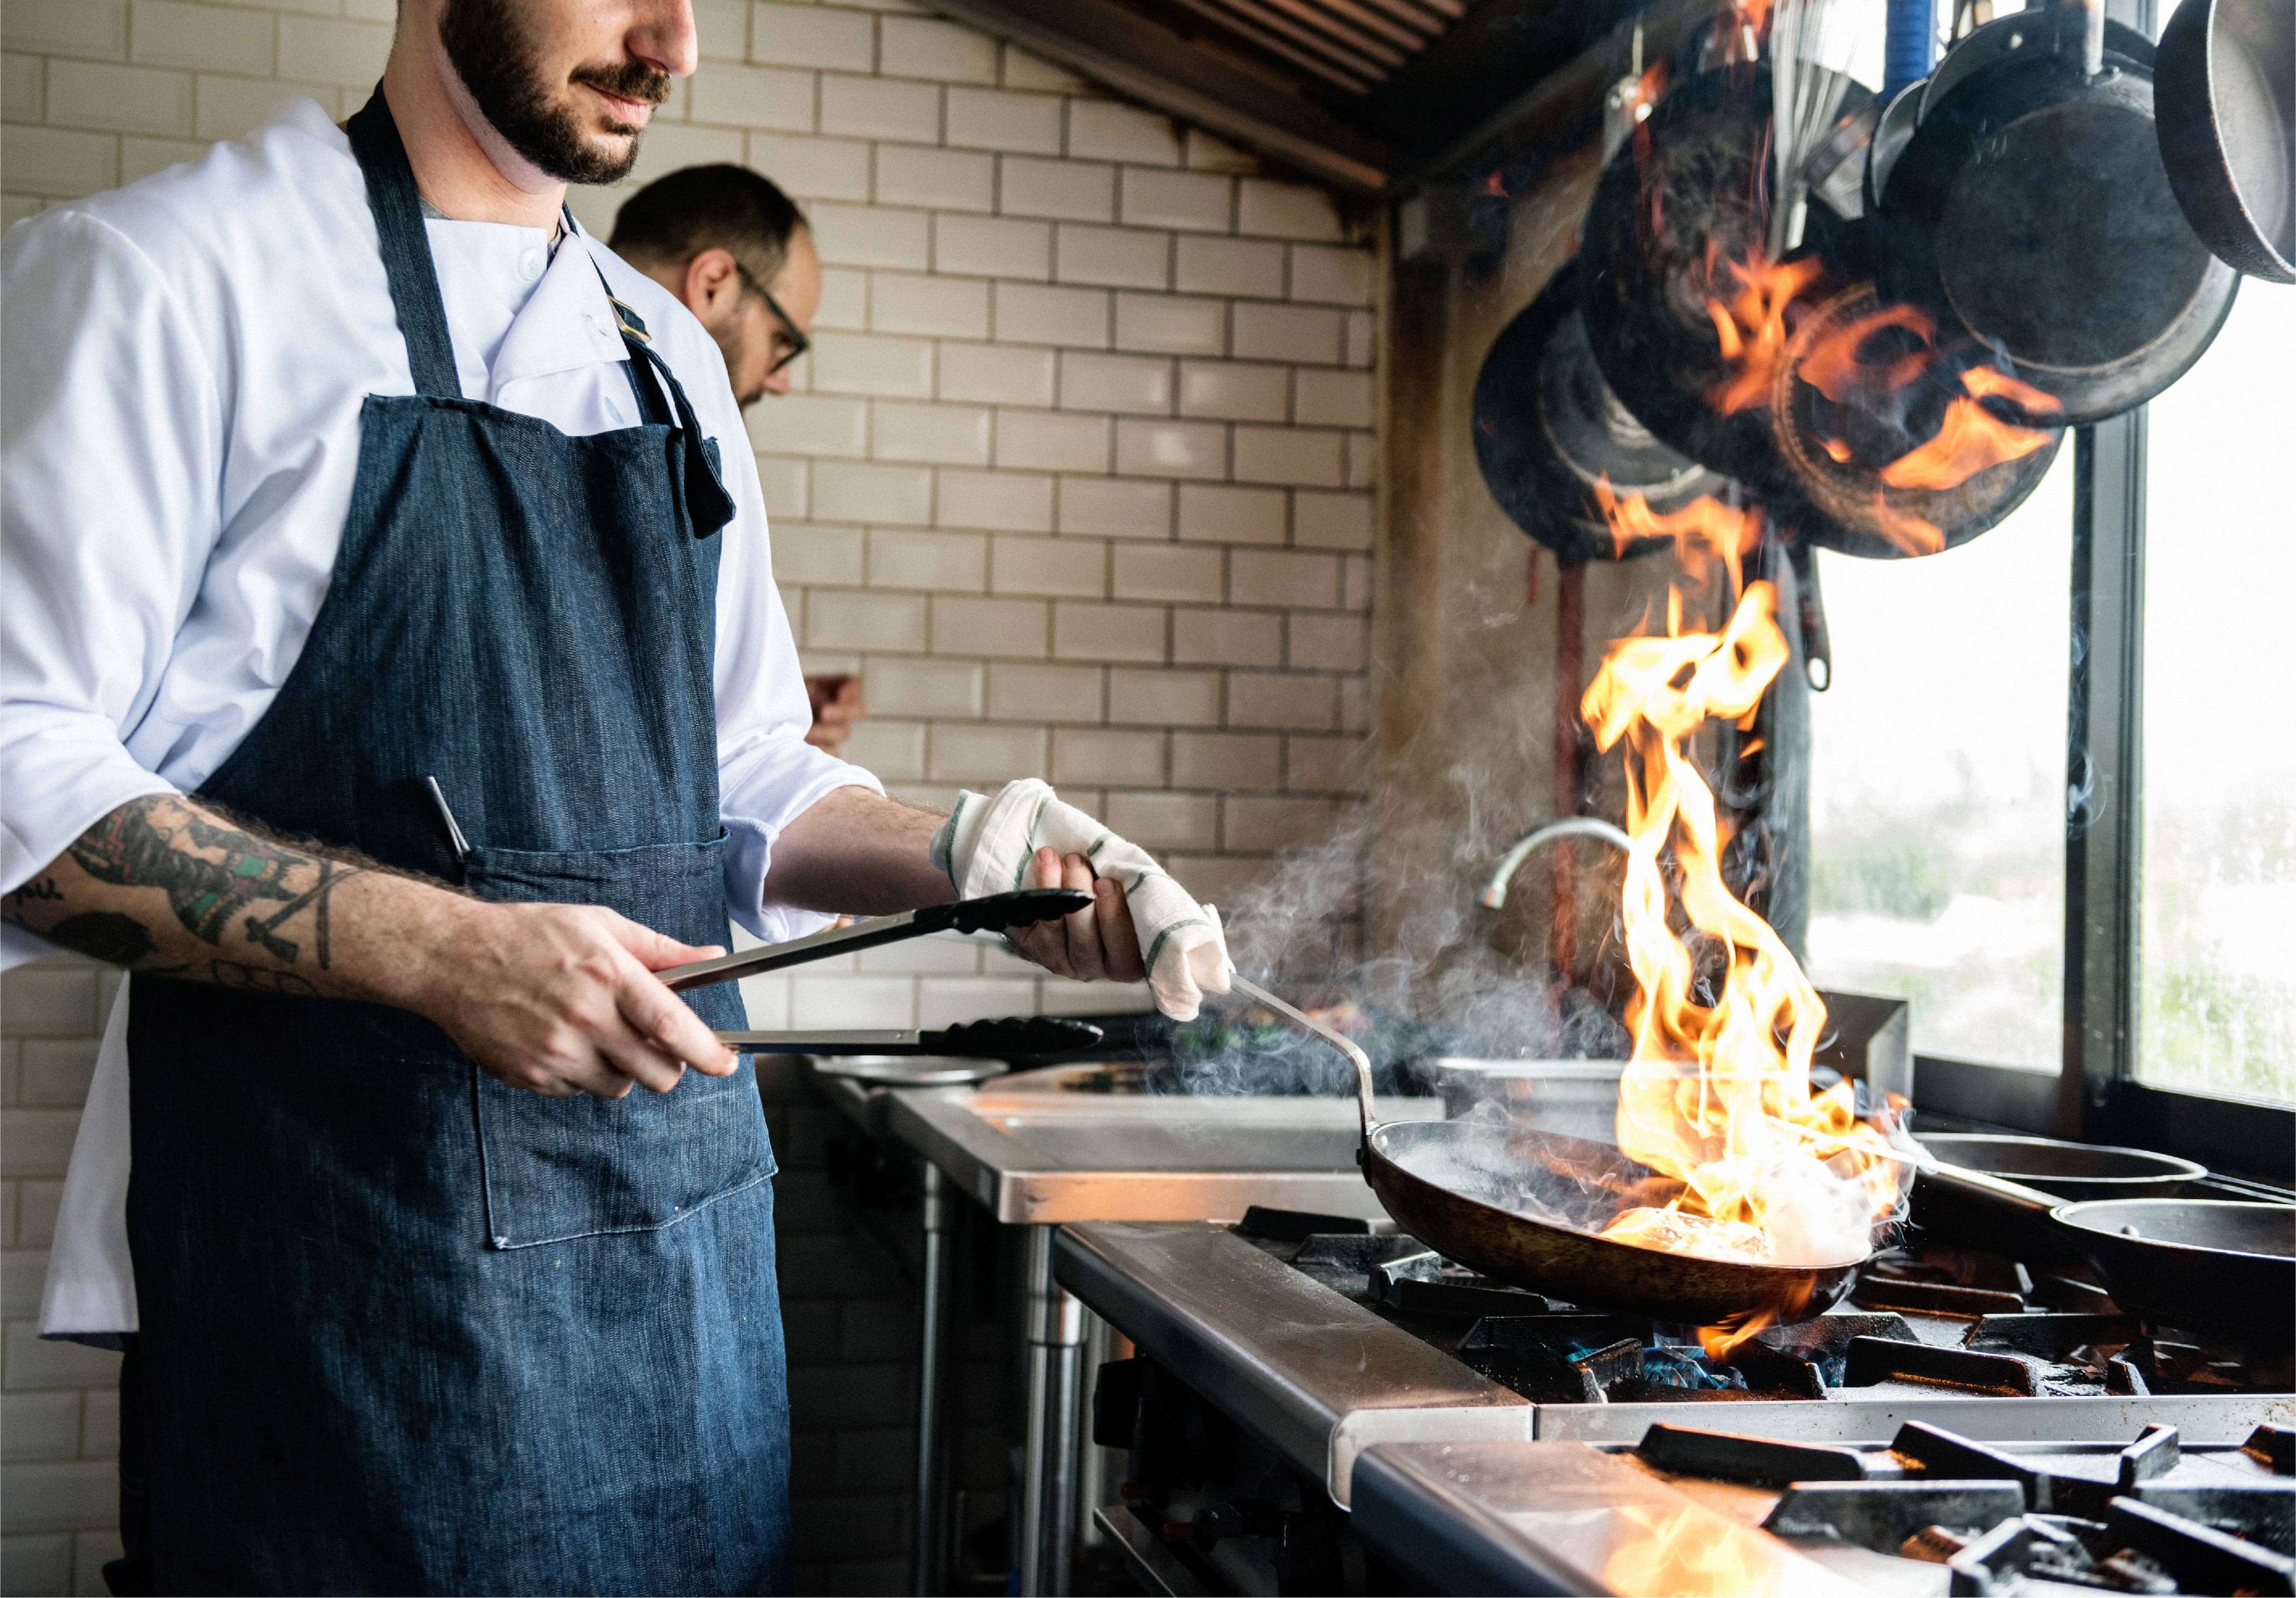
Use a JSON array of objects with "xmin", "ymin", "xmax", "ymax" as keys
[{"xmin": 1234, "ymin": 978, "xmax": 1871, "ymax": 1331}]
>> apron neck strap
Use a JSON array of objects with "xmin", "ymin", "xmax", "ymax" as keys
[{"xmin": 346, "ymin": 85, "xmax": 463, "ymax": 401}]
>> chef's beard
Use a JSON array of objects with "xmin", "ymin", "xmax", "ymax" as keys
[{"xmin": 438, "ymin": 0, "xmax": 669, "ymax": 185}]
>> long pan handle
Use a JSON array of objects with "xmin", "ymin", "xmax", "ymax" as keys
[
  {"xmin": 660, "ymin": 887, "xmax": 1092, "ymax": 992},
  {"xmin": 716, "ymin": 1016, "xmax": 1104, "ymax": 1057},
  {"xmin": 1228, "ymin": 976, "xmax": 1378, "ymax": 1141},
  {"xmin": 1910, "ymin": 1159, "xmax": 2082, "ymax": 1266}
]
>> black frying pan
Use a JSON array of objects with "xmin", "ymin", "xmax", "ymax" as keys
[
  {"xmin": 1914, "ymin": 1161, "xmax": 2295, "ymax": 1340},
  {"xmin": 1472, "ymin": 259, "xmax": 1727, "ymax": 564},
  {"xmin": 1766, "ymin": 281, "xmax": 2065, "ymax": 559},
  {"xmin": 1242, "ymin": 980, "xmax": 1867, "ymax": 1331},
  {"xmin": 1915, "ymin": 1131, "xmax": 2205, "ymax": 1201},
  {"xmin": 2156, "ymin": 0, "xmax": 2296, "ymax": 283},
  {"xmin": 1878, "ymin": 0, "xmax": 2242, "ymax": 424},
  {"xmin": 1580, "ymin": 63, "xmax": 1873, "ymax": 490}
]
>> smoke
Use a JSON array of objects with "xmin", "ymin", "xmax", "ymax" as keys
[{"xmin": 1156, "ymin": 737, "xmax": 1634, "ymax": 1102}]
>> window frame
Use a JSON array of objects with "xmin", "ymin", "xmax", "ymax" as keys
[
  {"xmin": 1904, "ymin": 0, "xmax": 2293, "ymax": 1183},
  {"xmin": 1910, "ymin": 411, "xmax": 2296, "ymax": 1181}
]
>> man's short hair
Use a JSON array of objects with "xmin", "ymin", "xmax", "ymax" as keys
[{"xmin": 608, "ymin": 165, "xmax": 809, "ymax": 288}]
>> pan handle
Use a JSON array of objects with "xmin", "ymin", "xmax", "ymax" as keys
[
  {"xmin": 2057, "ymin": 0, "xmax": 2106, "ymax": 78},
  {"xmin": 1227, "ymin": 975, "xmax": 1378, "ymax": 1141}
]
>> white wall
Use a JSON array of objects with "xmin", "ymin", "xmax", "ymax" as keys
[{"xmin": 0, "ymin": 1, "xmax": 1379, "ymax": 1590}]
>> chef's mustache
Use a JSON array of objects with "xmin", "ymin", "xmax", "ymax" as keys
[{"xmin": 571, "ymin": 62, "xmax": 672, "ymax": 109}]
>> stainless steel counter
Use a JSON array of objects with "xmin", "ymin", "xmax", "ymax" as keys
[
  {"xmin": 1351, "ymin": 1440, "xmax": 1859, "ymax": 1596},
  {"xmin": 879, "ymin": 1081, "xmax": 1436, "ymax": 1594},
  {"xmin": 1055, "ymin": 1221, "xmax": 1535, "ymax": 1507},
  {"xmin": 885, "ymin": 1086, "xmax": 1439, "ymax": 1225}
]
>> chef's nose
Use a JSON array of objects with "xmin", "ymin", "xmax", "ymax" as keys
[{"xmin": 629, "ymin": 0, "xmax": 699, "ymax": 79}]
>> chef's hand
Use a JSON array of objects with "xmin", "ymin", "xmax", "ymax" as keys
[
  {"xmin": 423, "ymin": 901, "xmax": 740, "ymax": 1098},
  {"xmin": 1005, "ymin": 847, "xmax": 1147, "ymax": 983}
]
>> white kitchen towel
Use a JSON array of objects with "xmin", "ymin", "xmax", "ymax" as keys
[{"xmin": 934, "ymin": 778, "xmax": 1232, "ymax": 1021}]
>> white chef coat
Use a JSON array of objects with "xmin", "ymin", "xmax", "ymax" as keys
[{"xmin": 1, "ymin": 96, "xmax": 880, "ymax": 1338}]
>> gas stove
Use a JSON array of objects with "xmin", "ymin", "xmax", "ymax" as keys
[
  {"xmin": 1353, "ymin": 1423, "xmax": 2294, "ymax": 1596},
  {"xmin": 1061, "ymin": 1209, "xmax": 2295, "ymax": 1595}
]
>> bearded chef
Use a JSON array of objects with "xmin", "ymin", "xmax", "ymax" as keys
[{"xmin": 0, "ymin": 2, "xmax": 1229, "ymax": 1592}]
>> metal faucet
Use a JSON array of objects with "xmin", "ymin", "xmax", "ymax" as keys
[{"xmin": 1479, "ymin": 817, "xmax": 1633, "ymax": 909}]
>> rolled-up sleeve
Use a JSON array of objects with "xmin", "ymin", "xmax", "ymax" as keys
[
  {"xmin": 703, "ymin": 394, "xmax": 881, "ymax": 945},
  {"xmin": 1, "ymin": 212, "xmax": 217, "ymax": 968}
]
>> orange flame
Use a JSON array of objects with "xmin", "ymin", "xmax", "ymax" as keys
[
  {"xmin": 1602, "ymin": 1503, "xmax": 1786, "ymax": 1597},
  {"xmin": 1880, "ymin": 397, "xmax": 2055, "ymax": 490},
  {"xmin": 1704, "ymin": 253, "xmax": 1826, "ymax": 414},
  {"xmin": 1581, "ymin": 492, "xmax": 1918, "ymax": 1351}
]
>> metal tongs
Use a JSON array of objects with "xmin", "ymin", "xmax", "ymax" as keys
[
  {"xmin": 655, "ymin": 886, "xmax": 1098, "ymax": 1057},
  {"xmin": 658, "ymin": 886, "xmax": 1091, "ymax": 993}
]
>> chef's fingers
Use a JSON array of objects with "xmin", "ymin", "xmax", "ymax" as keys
[
  {"xmin": 615, "ymin": 960, "xmax": 740, "ymax": 1079},
  {"xmin": 609, "ymin": 915, "xmax": 727, "ymax": 973},
  {"xmin": 1060, "ymin": 853, "xmax": 1104, "ymax": 981},
  {"xmin": 1094, "ymin": 877, "xmax": 1146, "ymax": 983},
  {"xmin": 590, "ymin": 1010, "xmax": 690, "ymax": 1096},
  {"xmin": 1003, "ymin": 848, "xmax": 1072, "ymax": 977}
]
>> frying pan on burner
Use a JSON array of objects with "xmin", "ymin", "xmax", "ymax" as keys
[
  {"xmin": 1914, "ymin": 1161, "xmax": 2295, "ymax": 1340},
  {"xmin": 1236, "ymin": 978, "xmax": 1869, "ymax": 1331},
  {"xmin": 1877, "ymin": 0, "xmax": 2241, "ymax": 424}
]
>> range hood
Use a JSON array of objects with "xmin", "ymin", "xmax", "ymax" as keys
[{"xmin": 925, "ymin": 0, "xmax": 1644, "ymax": 193}]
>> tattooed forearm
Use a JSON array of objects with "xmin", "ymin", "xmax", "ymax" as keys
[
  {"xmin": 2, "ymin": 794, "xmax": 441, "ymax": 1000},
  {"xmin": 66, "ymin": 800, "xmax": 366, "ymax": 963}
]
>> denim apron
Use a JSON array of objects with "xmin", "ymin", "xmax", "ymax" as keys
[{"xmin": 121, "ymin": 90, "xmax": 789, "ymax": 1596}]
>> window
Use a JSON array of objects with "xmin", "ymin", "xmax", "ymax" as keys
[
  {"xmin": 1805, "ymin": 453, "xmax": 2075, "ymax": 1072},
  {"xmin": 2136, "ymin": 286, "xmax": 2296, "ymax": 1107}
]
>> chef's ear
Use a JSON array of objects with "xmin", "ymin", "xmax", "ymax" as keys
[{"xmin": 680, "ymin": 248, "xmax": 744, "ymax": 328}]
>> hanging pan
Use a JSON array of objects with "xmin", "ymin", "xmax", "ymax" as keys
[
  {"xmin": 1877, "ymin": 0, "xmax": 2241, "ymax": 424},
  {"xmin": 2156, "ymin": 0, "xmax": 2295, "ymax": 283},
  {"xmin": 1472, "ymin": 259, "xmax": 1728, "ymax": 563},
  {"xmin": 1767, "ymin": 281, "xmax": 2065, "ymax": 559},
  {"xmin": 1580, "ymin": 63, "xmax": 1874, "ymax": 490}
]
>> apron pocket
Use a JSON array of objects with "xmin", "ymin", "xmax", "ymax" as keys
[{"xmin": 462, "ymin": 833, "xmax": 775, "ymax": 1249}]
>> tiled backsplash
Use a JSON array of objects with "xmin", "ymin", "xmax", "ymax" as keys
[{"xmin": 1, "ymin": 1, "xmax": 1378, "ymax": 1590}]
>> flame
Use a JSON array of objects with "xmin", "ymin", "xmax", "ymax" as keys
[
  {"xmin": 1580, "ymin": 491, "xmax": 1918, "ymax": 1351},
  {"xmin": 1797, "ymin": 302, "xmax": 1937, "ymax": 405},
  {"xmin": 1704, "ymin": 253, "xmax": 1826, "ymax": 414},
  {"xmin": 1602, "ymin": 1503, "xmax": 1784, "ymax": 1598},
  {"xmin": 1775, "ymin": 288, "xmax": 2065, "ymax": 555},
  {"xmin": 1879, "ymin": 397, "xmax": 2054, "ymax": 490}
]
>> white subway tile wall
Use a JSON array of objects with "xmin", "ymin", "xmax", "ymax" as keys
[{"xmin": 0, "ymin": 4, "xmax": 1375, "ymax": 1590}]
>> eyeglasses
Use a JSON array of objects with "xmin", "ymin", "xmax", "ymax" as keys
[{"xmin": 734, "ymin": 261, "xmax": 810, "ymax": 376}]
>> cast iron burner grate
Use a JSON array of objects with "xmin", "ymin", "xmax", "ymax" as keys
[
  {"xmin": 1241, "ymin": 1214, "xmax": 2295, "ymax": 1405},
  {"xmin": 1637, "ymin": 1418, "xmax": 2296, "ymax": 1595}
]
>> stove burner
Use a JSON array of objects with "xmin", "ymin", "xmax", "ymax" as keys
[
  {"xmin": 1843, "ymin": 1335, "xmax": 2040, "ymax": 1396},
  {"xmin": 1851, "ymin": 1275, "xmax": 2028, "ymax": 1318},
  {"xmin": 2245, "ymin": 1425, "xmax": 2296, "ymax": 1475},
  {"xmin": 1639, "ymin": 1423, "xmax": 1871, "ymax": 1485},
  {"xmin": 1234, "ymin": 1205, "xmax": 1372, "ymax": 1242},
  {"xmin": 1370, "ymin": 1250, "xmax": 1554, "ymax": 1318},
  {"xmin": 1764, "ymin": 1480, "xmax": 2025, "ymax": 1550},
  {"xmin": 1641, "ymin": 1418, "xmax": 2296, "ymax": 1595}
]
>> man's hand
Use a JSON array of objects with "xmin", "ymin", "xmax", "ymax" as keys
[
  {"xmin": 419, "ymin": 900, "xmax": 740, "ymax": 1098},
  {"xmin": 1005, "ymin": 847, "xmax": 1146, "ymax": 983},
  {"xmin": 2, "ymin": 793, "xmax": 739, "ymax": 1101}
]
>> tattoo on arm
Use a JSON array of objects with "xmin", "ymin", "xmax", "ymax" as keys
[
  {"xmin": 1, "ymin": 794, "xmax": 419, "ymax": 989},
  {"xmin": 60, "ymin": 798, "xmax": 367, "ymax": 968}
]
